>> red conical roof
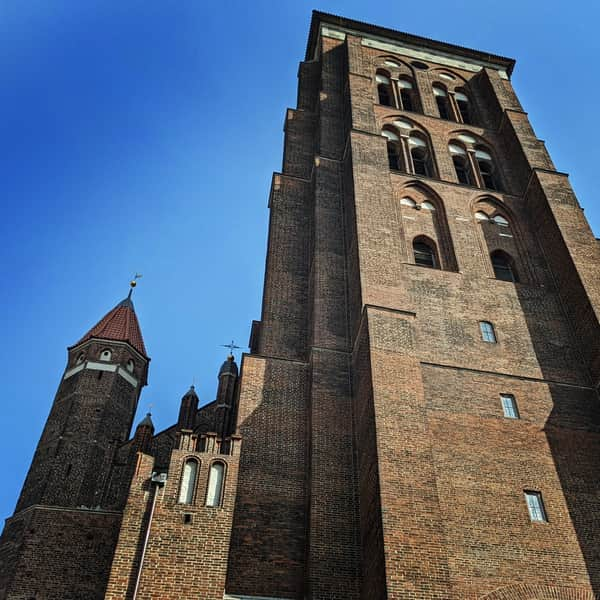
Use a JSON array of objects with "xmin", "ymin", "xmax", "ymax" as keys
[{"xmin": 74, "ymin": 294, "xmax": 147, "ymax": 357}]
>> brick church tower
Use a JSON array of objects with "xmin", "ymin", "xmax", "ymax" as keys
[{"xmin": 2, "ymin": 11, "xmax": 600, "ymax": 600}]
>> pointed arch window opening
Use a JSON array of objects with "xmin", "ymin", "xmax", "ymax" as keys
[
  {"xmin": 433, "ymin": 85, "xmax": 454, "ymax": 121},
  {"xmin": 376, "ymin": 71, "xmax": 394, "ymax": 107},
  {"xmin": 397, "ymin": 77, "xmax": 417, "ymax": 113},
  {"xmin": 178, "ymin": 459, "xmax": 199, "ymax": 505},
  {"xmin": 409, "ymin": 135, "xmax": 432, "ymax": 177},
  {"xmin": 455, "ymin": 90, "xmax": 471, "ymax": 124},
  {"xmin": 206, "ymin": 462, "xmax": 225, "ymax": 508}
]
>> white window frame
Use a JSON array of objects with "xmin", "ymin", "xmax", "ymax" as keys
[
  {"xmin": 524, "ymin": 491, "xmax": 547, "ymax": 522},
  {"xmin": 501, "ymin": 394, "xmax": 519, "ymax": 419}
]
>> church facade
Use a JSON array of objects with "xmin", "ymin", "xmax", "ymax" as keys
[{"xmin": 2, "ymin": 11, "xmax": 600, "ymax": 600}]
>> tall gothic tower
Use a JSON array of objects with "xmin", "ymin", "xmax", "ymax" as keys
[
  {"xmin": 226, "ymin": 11, "xmax": 600, "ymax": 600},
  {"xmin": 0, "ymin": 292, "xmax": 149, "ymax": 599},
  {"xmin": 2, "ymin": 11, "xmax": 600, "ymax": 600}
]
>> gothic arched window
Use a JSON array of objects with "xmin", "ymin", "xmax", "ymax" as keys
[
  {"xmin": 409, "ymin": 134, "xmax": 432, "ymax": 177},
  {"xmin": 382, "ymin": 122, "xmax": 436, "ymax": 178},
  {"xmin": 455, "ymin": 89, "xmax": 471, "ymax": 124},
  {"xmin": 376, "ymin": 71, "xmax": 394, "ymax": 107},
  {"xmin": 491, "ymin": 250, "xmax": 519, "ymax": 283},
  {"xmin": 382, "ymin": 129, "xmax": 402, "ymax": 170},
  {"xmin": 433, "ymin": 84, "xmax": 453, "ymax": 120},
  {"xmin": 398, "ymin": 77, "xmax": 417, "ymax": 112},
  {"xmin": 178, "ymin": 459, "xmax": 199, "ymax": 504},
  {"xmin": 413, "ymin": 237, "xmax": 438, "ymax": 268},
  {"xmin": 206, "ymin": 462, "xmax": 225, "ymax": 507},
  {"xmin": 100, "ymin": 349, "xmax": 112, "ymax": 362},
  {"xmin": 475, "ymin": 147, "xmax": 497, "ymax": 190},
  {"xmin": 449, "ymin": 143, "xmax": 472, "ymax": 185}
]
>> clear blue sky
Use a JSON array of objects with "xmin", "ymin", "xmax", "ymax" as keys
[{"xmin": 1, "ymin": 0, "xmax": 599, "ymax": 520}]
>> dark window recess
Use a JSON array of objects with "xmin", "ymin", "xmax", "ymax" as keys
[
  {"xmin": 378, "ymin": 84, "xmax": 392, "ymax": 106},
  {"xmin": 387, "ymin": 143, "xmax": 401, "ymax": 170},
  {"xmin": 457, "ymin": 99, "xmax": 471, "ymax": 124},
  {"xmin": 436, "ymin": 96, "xmax": 449, "ymax": 119},
  {"xmin": 491, "ymin": 252, "xmax": 518, "ymax": 282},
  {"xmin": 400, "ymin": 89, "xmax": 413, "ymax": 112},
  {"xmin": 478, "ymin": 161, "xmax": 496, "ymax": 190},
  {"xmin": 183, "ymin": 513, "xmax": 193, "ymax": 525},
  {"xmin": 411, "ymin": 148, "xmax": 429, "ymax": 176},
  {"xmin": 453, "ymin": 156, "xmax": 471, "ymax": 184},
  {"xmin": 413, "ymin": 241, "xmax": 437, "ymax": 268}
]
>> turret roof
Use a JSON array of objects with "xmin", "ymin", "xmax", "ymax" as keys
[{"xmin": 74, "ymin": 292, "xmax": 147, "ymax": 357}]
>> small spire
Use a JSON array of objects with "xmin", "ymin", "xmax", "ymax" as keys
[
  {"xmin": 183, "ymin": 385, "xmax": 198, "ymax": 398},
  {"xmin": 138, "ymin": 412, "xmax": 154, "ymax": 428}
]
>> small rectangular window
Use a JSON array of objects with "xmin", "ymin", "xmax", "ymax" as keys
[
  {"xmin": 524, "ymin": 491, "xmax": 547, "ymax": 522},
  {"xmin": 479, "ymin": 321, "xmax": 497, "ymax": 343},
  {"xmin": 501, "ymin": 394, "xmax": 519, "ymax": 419}
]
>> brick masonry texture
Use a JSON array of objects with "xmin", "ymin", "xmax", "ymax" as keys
[{"xmin": 2, "ymin": 11, "xmax": 600, "ymax": 600}]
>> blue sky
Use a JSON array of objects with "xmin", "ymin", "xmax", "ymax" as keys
[{"xmin": 1, "ymin": 0, "xmax": 599, "ymax": 520}]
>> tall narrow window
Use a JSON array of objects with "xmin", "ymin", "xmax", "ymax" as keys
[
  {"xmin": 382, "ymin": 130, "xmax": 401, "ymax": 171},
  {"xmin": 491, "ymin": 250, "xmax": 518, "ymax": 283},
  {"xmin": 178, "ymin": 459, "xmax": 198, "ymax": 504},
  {"xmin": 479, "ymin": 321, "xmax": 497, "ymax": 343},
  {"xmin": 413, "ymin": 239, "xmax": 437, "ymax": 268},
  {"xmin": 206, "ymin": 462, "xmax": 225, "ymax": 507},
  {"xmin": 475, "ymin": 148, "xmax": 497, "ymax": 190},
  {"xmin": 455, "ymin": 90, "xmax": 471, "ymax": 124},
  {"xmin": 409, "ymin": 135, "xmax": 431, "ymax": 176},
  {"xmin": 376, "ymin": 72, "xmax": 394, "ymax": 107},
  {"xmin": 524, "ymin": 491, "xmax": 547, "ymax": 522},
  {"xmin": 433, "ymin": 85, "xmax": 453, "ymax": 120},
  {"xmin": 501, "ymin": 394, "xmax": 519, "ymax": 419},
  {"xmin": 398, "ymin": 77, "xmax": 415, "ymax": 112},
  {"xmin": 449, "ymin": 143, "xmax": 472, "ymax": 185}
]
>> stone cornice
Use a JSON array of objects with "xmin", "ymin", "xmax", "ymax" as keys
[{"xmin": 306, "ymin": 11, "xmax": 515, "ymax": 77}]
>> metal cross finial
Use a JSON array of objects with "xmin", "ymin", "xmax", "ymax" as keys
[
  {"xmin": 148, "ymin": 402, "xmax": 153, "ymax": 414},
  {"xmin": 221, "ymin": 340, "xmax": 242, "ymax": 355}
]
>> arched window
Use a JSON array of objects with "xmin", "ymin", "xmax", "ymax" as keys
[
  {"xmin": 178, "ymin": 459, "xmax": 199, "ymax": 504},
  {"xmin": 455, "ymin": 90, "xmax": 471, "ymax": 124},
  {"xmin": 491, "ymin": 250, "xmax": 519, "ymax": 282},
  {"xmin": 126, "ymin": 359, "xmax": 135, "ymax": 373},
  {"xmin": 376, "ymin": 71, "xmax": 394, "ymax": 107},
  {"xmin": 100, "ymin": 349, "xmax": 112, "ymax": 362},
  {"xmin": 382, "ymin": 129, "xmax": 402, "ymax": 170},
  {"xmin": 383, "ymin": 123, "xmax": 435, "ymax": 178},
  {"xmin": 413, "ymin": 238, "xmax": 438, "ymax": 268},
  {"xmin": 409, "ymin": 134, "xmax": 432, "ymax": 176},
  {"xmin": 76, "ymin": 353, "xmax": 86, "ymax": 365},
  {"xmin": 479, "ymin": 321, "xmax": 497, "ymax": 343},
  {"xmin": 433, "ymin": 85, "xmax": 453, "ymax": 120},
  {"xmin": 475, "ymin": 148, "xmax": 497, "ymax": 190},
  {"xmin": 206, "ymin": 462, "xmax": 225, "ymax": 507},
  {"xmin": 449, "ymin": 143, "xmax": 472, "ymax": 185},
  {"xmin": 397, "ymin": 77, "xmax": 416, "ymax": 112}
]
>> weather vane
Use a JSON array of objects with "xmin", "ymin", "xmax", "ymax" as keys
[
  {"xmin": 127, "ymin": 273, "xmax": 142, "ymax": 298},
  {"xmin": 221, "ymin": 340, "xmax": 242, "ymax": 355}
]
